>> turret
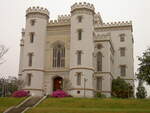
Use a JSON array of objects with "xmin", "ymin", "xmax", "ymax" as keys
[
  {"xmin": 20, "ymin": 6, "xmax": 49, "ymax": 96},
  {"xmin": 69, "ymin": 2, "xmax": 95, "ymax": 97}
]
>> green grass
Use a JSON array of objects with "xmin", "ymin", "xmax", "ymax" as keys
[
  {"xmin": 0, "ymin": 97, "xmax": 26, "ymax": 113},
  {"xmin": 26, "ymin": 98, "xmax": 150, "ymax": 113}
]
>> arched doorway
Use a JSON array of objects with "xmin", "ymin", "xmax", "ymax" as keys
[{"xmin": 53, "ymin": 76, "xmax": 63, "ymax": 91}]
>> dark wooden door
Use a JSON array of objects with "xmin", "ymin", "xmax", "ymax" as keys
[{"xmin": 53, "ymin": 77, "xmax": 62, "ymax": 91}]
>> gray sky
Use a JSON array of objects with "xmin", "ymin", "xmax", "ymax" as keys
[{"xmin": 0, "ymin": 0, "xmax": 150, "ymax": 95}]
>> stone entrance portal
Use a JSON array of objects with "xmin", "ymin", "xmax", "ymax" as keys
[{"xmin": 53, "ymin": 76, "xmax": 63, "ymax": 91}]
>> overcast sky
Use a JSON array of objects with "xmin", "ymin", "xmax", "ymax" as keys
[{"xmin": 0, "ymin": 0, "xmax": 150, "ymax": 95}]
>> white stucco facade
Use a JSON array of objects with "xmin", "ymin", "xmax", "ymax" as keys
[{"xmin": 19, "ymin": 2, "xmax": 134, "ymax": 97}]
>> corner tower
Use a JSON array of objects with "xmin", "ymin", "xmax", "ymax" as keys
[
  {"xmin": 20, "ymin": 7, "xmax": 49, "ymax": 96},
  {"xmin": 70, "ymin": 2, "xmax": 95, "ymax": 97}
]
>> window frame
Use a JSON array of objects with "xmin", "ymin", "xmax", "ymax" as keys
[
  {"xmin": 27, "ymin": 73, "xmax": 32, "ymax": 86},
  {"xmin": 30, "ymin": 32, "xmax": 34, "ymax": 43},
  {"xmin": 120, "ymin": 65, "xmax": 126, "ymax": 76},
  {"xmin": 28, "ymin": 53, "xmax": 33, "ymax": 66},
  {"xmin": 120, "ymin": 47, "xmax": 125, "ymax": 57},
  {"xmin": 78, "ymin": 29, "xmax": 82, "ymax": 40},
  {"xmin": 52, "ymin": 44, "xmax": 65, "ymax": 68},
  {"xmin": 97, "ymin": 52, "xmax": 102, "ymax": 72},
  {"xmin": 78, "ymin": 16, "xmax": 82, "ymax": 23},
  {"xmin": 120, "ymin": 34, "xmax": 125, "ymax": 42},
  {"xmin": 76, "ymin": 72, "xmax": 81, "ymax": 85},
  {"xmin": 30, "ymin": 19, "xmax": 36, "ymax": 26},
  {"xmin": 96, "ymin": 77, "xmax": 102, "ymax": 90},
  {"xmin": 77, "ymin": 50, "xmax": 82, "ymax": 65}
]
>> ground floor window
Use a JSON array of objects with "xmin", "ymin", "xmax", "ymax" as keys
[
  {"xmin": 96, "ymin": 77, "xmax": 102, "ymax": 90},
  {"xmin": 27, "ymin": 73, "xmax": 32, "ymax": 86}
]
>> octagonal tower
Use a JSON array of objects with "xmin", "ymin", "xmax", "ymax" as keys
[
  {"xmin": 19, "ymin": 7, "xmax": 49, "ymax": 96},
  {"xmin": 69, "ymin": 2, "xmax": 95, "ymax": 97}
]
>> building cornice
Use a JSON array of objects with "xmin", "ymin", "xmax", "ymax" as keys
[
  {"xmin": 70, "ymin": 67, "xmax": 95, "ymax": 71},
  {"xmin": 94, "ymin": 72, "xmax": 113, "ymax": 78}
]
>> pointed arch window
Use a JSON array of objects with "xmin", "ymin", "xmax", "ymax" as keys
[
  {"xmin": 53, "ymin": 43, "xmax": 65, "ymax": 68},
  {"xmin": 97, "ymin": 52, "xmax": 102, "ymax": 71}
]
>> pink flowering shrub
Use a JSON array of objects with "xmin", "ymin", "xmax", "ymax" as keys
[
  {"xmin": 12, "ymin": 90, "xmax": 29, "ymax": 97},
  {"xmin": 51, "ymin": 90, "xmax": 69, "ymax": 98}
]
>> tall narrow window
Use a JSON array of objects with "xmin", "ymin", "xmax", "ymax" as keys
[
  {"xmin": 120, "ymin": 47, "xmax": 125, "ymax": 56},
  {"xmin": 53, "ymin": 43, "xmax": 65, "ymax": 68},
  {"xmin": 120, "ymin": 34, "xmax": 125, "ymax": 42},
  {"xmin": 77, "ymin": 72, "xmax": 81, "ymax": 85},
  {"xmin": 96, "ymin": 77, "xmax": 102, "ymax": 90},
  {"xmin": 30, "ymin": 19, "xmax": 35, "ymax": 26},
  {"xmin": 77, "ymin": 50, "xmax": 82, "ymax": 65},
  {"xmin": 97, "ymin": 52, "xmax": 102, "ymax": 71},
  {"xmin": 120, "ymin": 65, "xmax": 126, "ymax": 76},
  {"xmin": 27, "ymin": 73, "xmax": 32, "ymax": 86},
  {"xmin": 78, "ymin": 29, "xmax": 82, "ymax": 40},
  {"xmin": 78, "ymin": 16, "xmax": 82, "ymax": 23},
  {"xmin": 30, "ymin": 32, "xmax": 34, "ymax": 43},
  {"xmin": 28, "ymin": 53, "xmax": 33, "ymax": 66}
]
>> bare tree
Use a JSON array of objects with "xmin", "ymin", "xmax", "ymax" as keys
[{"xmin": 0, "ymin": 45, "xmax": 8, "ymax": 64}]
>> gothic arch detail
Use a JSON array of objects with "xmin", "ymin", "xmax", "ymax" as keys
[{"xmin": 52, "ymin": 41, "xmax": 65, "ymax": 68}]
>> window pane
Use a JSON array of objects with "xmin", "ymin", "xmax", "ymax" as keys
[
  {"xmin": 97, "ymin": 52, "xmax": 102, "ymax": 71},
  {"xmin": 120, "ymin": 48, "xmax": 125, "ymax": 56},
  {"xmin": 78, "ymin": 16, "xmax": 82, "ymax": 23},
  {"xmin": 28, "ymin": 53, "xmax": 33, "ymax": 66},
  {"xmin": 77, "ymin": 73, "xmax": 81, "ymax": 85},
  {"xmin": 97, "ymin": 77, "xmax": 102, "ymax": 90},
  {"xmin": 52, "ymin": 44, "xmax": 65, "ymax": 68},
  {"xmin": 27, "ymin": 73, "xmax": 32, "ymax": 86},
  {"xmin": 77, "ymin": 51, "xmax": 81, "ymax": 65},
  {"xmin": 120, "ymin": 65, "xmax": 126, "ymax": 76},
  {"xmin": 30, "ymin": 32, "xmax": 34, "ymax": 43},
  {"xmin": 78, "ymin": 30, "xmax": 82, "ymax": 40},
  {"xmin": 120, "ymin": 34, "xmax": 125, "ymax": 42}
]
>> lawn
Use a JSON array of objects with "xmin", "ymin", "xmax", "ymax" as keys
[
  {"xmin": 26, "ymin": 98, "xmax": 150, "ymax": 113},
  {"xmin": 0, "ymin": 97, "xmax": 26, "ymax": 113}
]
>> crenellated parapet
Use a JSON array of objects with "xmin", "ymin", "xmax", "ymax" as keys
[
  {"xmin": 58, "ymin": 14, "xmax": 71, "ymax": 21},
  {"xmin": 95, "ymin": 21, "xmax": 132, "ymax": 28},
  {"xmin": 26, "ymin": 6, "xmax": 49, "ymax": 17},
  {"xmin": 71, "ymin": 2, "xmax": 95, "ymax": 12},
  {"xmin": 48, "ymin": 14, "xmax": 71, "ymax": 26}
]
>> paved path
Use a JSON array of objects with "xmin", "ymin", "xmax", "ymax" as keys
[{"xmin": 5, "ymin": 96, "xmax": 43, "ymax": 113}]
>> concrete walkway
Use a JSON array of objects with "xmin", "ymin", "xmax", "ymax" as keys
[{"xmin": 5, "ymin": 96, "xmax": 43, "ymax": 113}]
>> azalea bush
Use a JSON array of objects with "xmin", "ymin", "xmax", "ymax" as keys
[
  {"xmin": 12, "ymin": 90, "xmax": 29, "ymax": 97},
  {"xmin": 51, "ymin": 90, "xmax": 70, "ymax": 98}
]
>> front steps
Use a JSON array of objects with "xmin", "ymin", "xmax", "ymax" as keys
[{"xmin": 4, "ymin": 96, "xmax": 43, "ymax": 113}]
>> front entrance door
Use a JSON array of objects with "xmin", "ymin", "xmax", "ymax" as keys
[{"xmin": 53, "ymin": 77, "xmax": 63, "ymax": 91}]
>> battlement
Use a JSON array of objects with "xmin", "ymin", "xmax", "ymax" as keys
[
  {"xmin": 48, "ymin": 14, "xmax": 71, "ymax": 25},
  {"xmin": 71, "ymin": 2, "xmax": 95, "ymax": 12},
  {"xmin": 26, "ymin": 6, "xmax": 49, "ymax": 16},
  {"xmin": 58, "ymin": 14, "xmax": 71, "ymax": 21},
  {"xmin": 95, "ymin": 21, "xmax": 132, "ymax": 28}
]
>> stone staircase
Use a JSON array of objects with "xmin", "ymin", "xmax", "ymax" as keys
[{"xmin": 5, "ymin": 96, "xmax": 43, "ymax": 113}]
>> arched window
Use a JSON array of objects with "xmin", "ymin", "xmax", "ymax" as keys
[
  {"xmin": 97, "ymin": 52, "xmax": 102, "ymax": 71},
  {"xmin": 53, "ymin": 43, "xmax": 65, "ymax": 68}
]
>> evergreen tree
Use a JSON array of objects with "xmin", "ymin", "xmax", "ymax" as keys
[
  {"xmin": 112, "ymin": 77, "xmax": 134, "ymax": 98},
  {"xmin": 137, "ymin": 47, "xmax": 150, "ymax": 85}
]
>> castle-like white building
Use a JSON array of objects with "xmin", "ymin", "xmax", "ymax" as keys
[{"xmin": 19, "ymin": 2, "xmax": 134, "ymax": 97}]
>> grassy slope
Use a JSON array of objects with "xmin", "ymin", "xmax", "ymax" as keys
[
  {"xmin": 27, "ymin": 98, "xmax": 150, "ymax": 113},
  {"xmin": 0, "ymin": 97, "xmax": 26, "ymax": 113}
]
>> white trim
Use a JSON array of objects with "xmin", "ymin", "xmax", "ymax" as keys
[
  {"xmin": 16, "ymin": 96, "xmax": 32, "ymax": 108},
  {"xmin": 21, "ymin": 107, "xmax": 30, "ymax": 113},
  {"xmin": 3, "ymin": 106, "xmax": 15, "ymax": 113},
  {"xmin": 33, "ymin": 96, "xmax": 47, "ymax": 108}
]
